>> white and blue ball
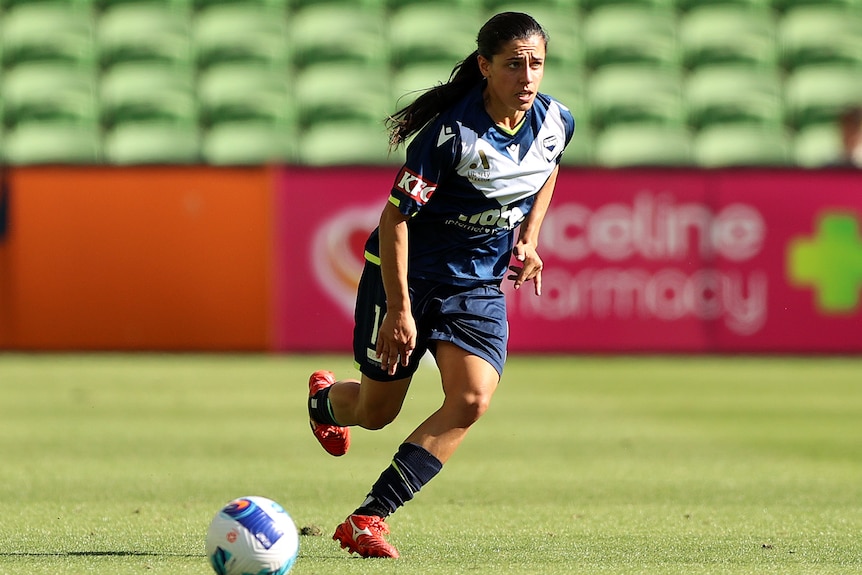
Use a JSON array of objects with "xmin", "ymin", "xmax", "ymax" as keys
[{"xmin": 206, "ymin": 496, "xmax": 299, "ymax": 575}]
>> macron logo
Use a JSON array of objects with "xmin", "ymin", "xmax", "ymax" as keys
[
  {"xmin": 437, "ymin": 125, "xmax": 456, "ymax": 147},
  {"xmin": 788, "ymin": 211, "xmax": 862, "ymax": 314},
  {"xmin": 395, "ymin": 167, "xmax": 436, "ymax": 205}
]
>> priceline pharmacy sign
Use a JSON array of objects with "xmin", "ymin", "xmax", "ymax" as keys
[{"xmin": 280, "ymin": 167, "xmax": 862, "ymax": 353}]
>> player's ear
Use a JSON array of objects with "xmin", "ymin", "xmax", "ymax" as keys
[{"xmin": 477, "ymin": 54, "xmax": 491, "ymax": 79}]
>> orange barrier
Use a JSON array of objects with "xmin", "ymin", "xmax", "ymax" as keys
[{"xmin": 0, "ymin": 167, "xmax": 273, "ymax": 351}]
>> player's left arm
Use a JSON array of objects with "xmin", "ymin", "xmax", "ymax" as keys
[{"xmin": 508, "ymin": 165, "xmax": 559, "ymax": 296}]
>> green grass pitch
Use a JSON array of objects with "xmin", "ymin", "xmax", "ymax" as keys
[{"xmin": 1, "ymin": 353, "xmax": 860, "ymax": 575}]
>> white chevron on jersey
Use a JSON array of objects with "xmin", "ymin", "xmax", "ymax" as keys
[{"xmin": 437, "ymin": 125, "xmax": 456, "ymax": 147}]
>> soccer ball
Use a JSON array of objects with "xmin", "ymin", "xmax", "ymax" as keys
[{"xmin": 206, "ymin": 496, "xmax": 299, "ymax": 575}]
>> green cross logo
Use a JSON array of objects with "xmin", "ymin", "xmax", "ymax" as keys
[{"xmin": 788, "ymin": 212, "xmax": 862, "ymax": 314}]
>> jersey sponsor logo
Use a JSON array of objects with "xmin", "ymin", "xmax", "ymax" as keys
[
  {"xmin": 395, "ymin": 167, "xmax": 436, "ymax": 205},
  {"xmin": 467, "ymin": 149, "xmax": 492, "ymax": 182},
  {"xmin": 455, "ymin": 204, "xmax": 526, "ymax": 232}
]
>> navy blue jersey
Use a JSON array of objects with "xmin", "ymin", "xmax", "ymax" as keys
[{"xmin": 365, "ymin": 84, "xmax": 575, "ymax": 287}]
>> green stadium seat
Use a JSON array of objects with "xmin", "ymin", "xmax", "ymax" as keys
[
  {"xmin": 772, "ymin": 0, "xmax": 860, "ymax": 12},
  {"xmin": 684, "ymin": 65, "xmax": 783, "ymax": 129},
  {"xmin": 679, "ymin": 5, "xmax": 777, "ymax": 70},
  {"xmin": 792, "ymin": 123, "xmax": 844, "ymax": 168},
  {"xmin": 587, "ymin": 64, "xmax": 684, "ymax": 130},
  {"xmin": 539, "ymin": 62, "xmax": 586, "ymax": 106},
  {"xmin": 485, "ymin": 0, "xmax": 578, "ymax": 10},
  {"xmin": 197, "ymin": 63, "xmax": 293, "ymax": 126},
  {"xmin": 693, "ymin": 123, "xmax": 791, "ymax": 166},
  {"xmin": 778, "ymin": 5, "xmax": 862, "ymax": 70},
  {"xmin": 582, "ymin": 5, "xmax": 678, "ymax": 69},
  {"xmin": 488, "ymin": 4, "xmax": 584, "ymax": 67},
  {"xmin": 103, "ymin": 120, "xmax": 200, "ymax": 164},
  {"xmin": 1, "ymin": 62, "xmax": 98, "ymax": 125},
  {"xmin": 0, "ymin": 2, "xmax": 95, "ymax": 67},
  {"xmin": 2, "ymin": 120, "xmax": 101, "ymax": 164},
  {"xmin": 292, "ymin": 0, "xmax": 383, "ymax": 9},
  {"xmin": 297, "ymin": 120, "xmax": 395, "ymax": 166},
  {"xmin": 294, "ymin": 62, "xmax": 391, "ymax": 128},
  {"xmin": 581, "ymin": 0, "xmax": 676, "ymax": 10},
  {"xmin": 559, "ymin": 123, "xmax": 594, "ymax": 166},
  {"xmin": 387, "ymin": 0, "xmax": 474, "ymax": 9},
  {"xmin": 594, "ymin": 123, "xmax": 693, "ymax": 167},
  {"xmin": 677, "ymin": 0, "xmax": 773, "ymax": 10},
  {"xmin": 390, "ymin": 61, "xmax": 458, "ymax": 110},
  {"xmin": 99, "ymin": 62, "xmax": 196, "ymax": 126},
  {"xmin": 202, "ymin": 120, "xmax": 296, "ymax": 165},
  {"xmin": 784, "ymin": 64, "xmax": 862, "ymax": 129},
  {"xmin": 389, "ymin": 5, "xmax": 482, "ymax": 67},
  {"xmin": 97, "ymin": 3, "xmax": 192, "ymax": 68},
  {"xmin": 192, "ymin": 3, "xmax": 289, "ymax": 69},
  {"xmin": 289, "ymin": 4, "xmax": 388, "ymax": 69}
]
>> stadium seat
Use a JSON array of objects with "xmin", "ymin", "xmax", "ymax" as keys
[
  {"xmin": 292, "ymin": 0, "xmax": 383, "ymax": 9},
  {"xmin": 792, "ymin": 123, "xmax": 844, "ymax": 168},
  {"xmin": 390, "ymin": 61, "xmax": 458, "ymax": 110},
  {"xmin": 97, "ymin": 2, "xmax": 192, "ymax": 68},
  {"xmin": 1, "ymin": 62, "xmax": 98, "ymax": 126},
  {"xmin": 297, "ymin": 120, "xmax": 396, "ymax": 166},
  {"xmin": 772, "ymin": 0, "xmax": 861, "ymax": 12},
  {"xmin": 192, "ymin": 3, "xmax": 289, "ymax": 69},
  {"xmin": 99, "ymin": 62, "xmax": 196, "ymax": 127},
  {"xmin": 582, "ymin": 5, "xmax": 678, "ymax": 69},
  {"xmin": 388, "ymin": 5, "xmax": 483, "ymax": 67},
  {"xmin": 488, "ymin": 3, "xmax": 584, "ymax": 67},
  {"xmin": 587, "ymin": 64, "xmax": 684, "ymax": 130},
  {"xmin": 677, "ymin": 0, "xmax": 773, "ymax": 10},
  {"xmin": 289, "ymin": 4, "xmax": 388, "ymax": 69},
  {"xmin": 594, "ymin": 123, "xmax": 693, "ymax": 167},
  {"xmin": 103, "ymin": 120, "xmax": 200, "ymax": 164},
  {"xmin": 484, "ymin": 0, "xmax": 578, "ymax": 9},
  {"xmin": 679, "ymin": 5, "xmax": 777, "ymax": 70},
  {"xmin": 197, "ymin": 63, "xmax": 293, "ymax": 126},
  {"xmin": 0, "ymin": 2, "xmax": 95, "ymax": 67},
  {"xmin": 538, "ymin": 63, "xmax": 587, "ymax": 123},
  {"xmin": 559, "ymin": 123, "xmax": 594, "ymax": 166},
  {"xmin": 684, "ymin": 65, "xmax": 783, "ymax": 129},
  {"xmin": 294, "ymin": 62, "xmax": 391, "ymax": 128},
  {"xmin": 783, "ymin": 65, "xmax": 862, "ymax": 129},
  {"xmin": 778, "ymin": 5, "xmax": 862, "ymax": 70},
  {"xmin": 387, "ymin": 0, "xmax": 473, "ymax": 9},
  {"xmin": 2, "ymin": 120, "xmax": 101, "ymax": 164},
  {"xmin": 581, "ymin": 0, "xmax": 676, "ymax": 10},
  {"xmin": 693, "ymin": 124, "xmax": 791, "ymax": 167},
  {"xmin": 202, "ymin": 120, "xmax": 296, "ymax": 165}
]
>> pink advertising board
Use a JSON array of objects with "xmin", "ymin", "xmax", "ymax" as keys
[{"xmin": 274, "ymin": 167, "xmax": 862, "ymax": 353}]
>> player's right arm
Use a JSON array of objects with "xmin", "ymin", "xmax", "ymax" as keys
[{"xmin": 376, "ymin": 200, "xmax": 415, "ymax": 376}]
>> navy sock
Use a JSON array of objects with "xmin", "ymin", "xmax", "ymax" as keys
[
  {"xmin": 308, "ymin": 386, "xmax": 341, "ymax": 426},
  {"xmin": 354, "ymin": 442, "xmax": 443, "ymax": 518}
]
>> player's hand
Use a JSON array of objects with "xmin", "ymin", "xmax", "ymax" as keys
[
  {"xmin": 376, "ymin": 309, "xmax": 417, "ymax": 376},
  {"xmin": 508, "ymin": 243, "xmax": 543, "ymax": 296}
]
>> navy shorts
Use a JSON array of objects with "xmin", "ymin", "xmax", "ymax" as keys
[{"xmin": 353, "ymin": 261, "xmax": 508, "ymax": 382}]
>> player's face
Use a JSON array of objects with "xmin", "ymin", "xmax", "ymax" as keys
[{"xmin": 479, "ymin": 35, "xmax": 546, "ymax": 121}]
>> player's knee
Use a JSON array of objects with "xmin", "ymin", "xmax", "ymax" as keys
[
  {"xmin": 356, "ymin": 405, "xmax": 399, "ymax": 430},
  {"xmin": 451, "ymin": 392, "xmax": 493, "ymax": 427}
]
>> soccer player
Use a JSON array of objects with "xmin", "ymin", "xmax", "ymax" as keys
[{"xmin": 307, "ymin": 11, "xmax": 575, "ymax": 558}]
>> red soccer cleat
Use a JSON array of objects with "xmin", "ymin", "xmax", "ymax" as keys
[
  {"xmin": 333, "ymin": 514, "xmax": 400, "ymax": 559},
  {"xmin": 308, "ymin": 370, "xmax": 350, "ymax": 456}
]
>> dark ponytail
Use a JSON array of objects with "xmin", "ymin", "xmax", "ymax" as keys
[{"xmin": 386, "ymin": 12, "xmax": 548, "ymax": 149}]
